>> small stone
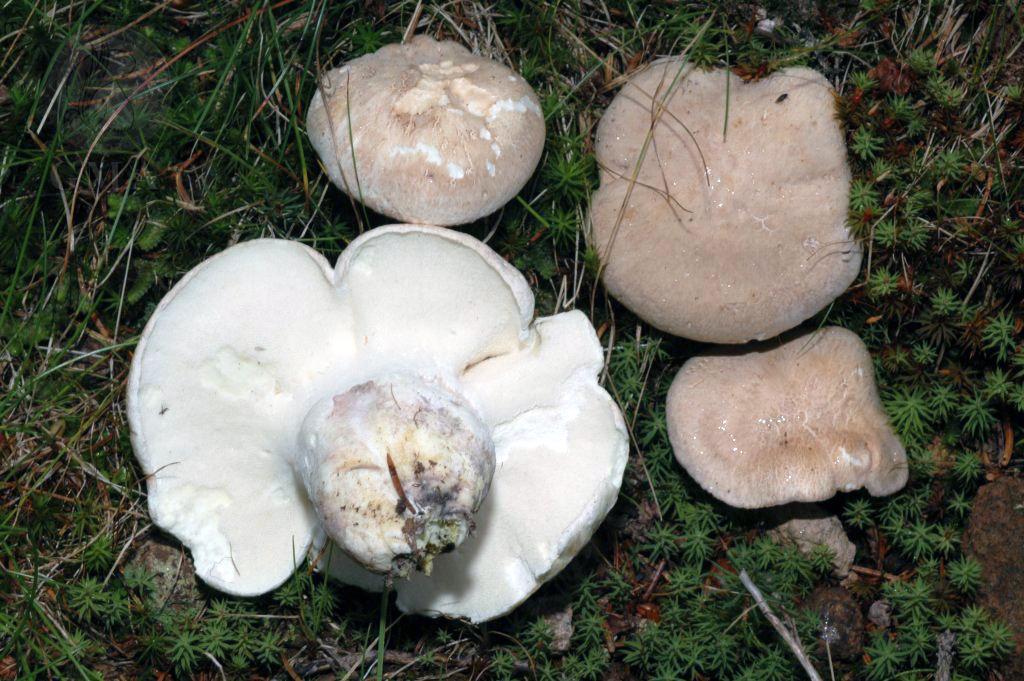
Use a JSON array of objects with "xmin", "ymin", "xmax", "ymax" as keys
[
  {"xmin": 755, "ymin": 17, "xmax": 782, "ymax": 38},
  {"xmin": 123, "ymin": 535, "xmax": 202, "ymax": 610},
  {"xmin": 542, "ymin": 605, "xmax": 574, "ymax": 654},
  {"xmin": 768, "ymin": 506, "xmax": 856, "ymax": 577},
  {"xmin": 867, "ymin": 600, "xmax": 892, "ymax": 629},
  {"xmin": 804, "ymin": 586, "xmax": 864, "ymax": 661}
]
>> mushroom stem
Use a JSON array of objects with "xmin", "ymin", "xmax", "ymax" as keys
[{"xmin": 297, "ymin": 376, "xmax": 495, "ymax": 576}]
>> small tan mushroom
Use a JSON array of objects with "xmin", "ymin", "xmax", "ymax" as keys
[
  {"xmin": 307, "ymin": 36, "xmax": 545, "ymax": 225},
  {"xmin": 667, "ymin": 327, "xmax": 907, "ymax": 508},
  {"xmin": 590, "ymin": 61, "xmax": 860, "ymax": 343}
]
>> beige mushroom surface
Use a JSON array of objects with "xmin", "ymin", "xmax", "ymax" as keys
[
  {"xmin": 667, "ymin": 327, "xmax": 907, "ymax": 508},
  {"xmin": 307, "ymin": 36, "xmax": 545, "ymax": 225},
  {"xmin": 127, "ymin": 225, "xmax": 627, "ymax": 622},
  {"xmin": 591, "ymin": 61, "xmax": 860, "ymax": 343}
]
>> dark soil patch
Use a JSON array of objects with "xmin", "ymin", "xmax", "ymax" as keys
[
  {"xmin": 804, "ymin": 586, "xmax": 864, "ymax": 661},
  {"xmin": 963, "ymin": 476, "xmax": 1024, "ymax": 680}
]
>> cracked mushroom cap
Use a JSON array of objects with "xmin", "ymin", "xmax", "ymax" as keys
[
  {"xmin": 307, "ymin": 36, "xmax": 545, "ymax": 226},
  {"xmin": 590, "ymin": 61, "xmax": 860, "ymax": 343},
  {"xmin": 127, "ymin": 225, "xmax": 627, "ymax": 622},
  {"xmin": 666, "ymin": 327, "xmax": 907, "ymax": 508}
]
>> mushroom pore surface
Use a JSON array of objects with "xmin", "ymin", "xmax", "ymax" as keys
[
  {"xmin": 307, "ymin": 35, "xmax": 545, "ymax": 225},
  {"xmin": 298, "ymin": 377, "xmax": 495, "ymax": 576},
  {"xmin": 667, "ymin": 327, "xmax": 907, "ymax": 508},
  {"xmin": 590, "ymin": 62, "xmax": 860, "ymax": 343}
]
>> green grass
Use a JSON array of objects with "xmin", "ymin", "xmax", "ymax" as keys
[{"xmin": 2, "ymin": 0, "xmax": 1022, "ymax": 678}]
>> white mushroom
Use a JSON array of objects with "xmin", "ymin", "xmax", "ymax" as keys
[
  {"xmin": 590, "ymin": 62, "xmax": 860, "ymax": 343},
  {"xmin": 127, "ymin": 225, "xmax": 627, "ymax": 622},
  {"xmin": 307, "ymin": 36, "xmax": 545, "ymax": 226}
]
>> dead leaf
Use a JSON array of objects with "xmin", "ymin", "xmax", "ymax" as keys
[{"xmin": 870, "ymin": 58, "xmax": 912, "ymax": 95}]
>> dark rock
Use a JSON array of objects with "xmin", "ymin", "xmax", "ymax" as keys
[
  {"xmin": 123, "ymin": 534, "xmax": 202, "ymax": 610},
  {"xmin": 601, "ymin": 662, "xmax": 638, "ymax": 681},
  {"xmin": 804, "ymin": 586, "xmax": 864, "ymax": 661},
  {"xmin": 963, "ymin": 476, "xmax": 1024, "ymax": 680}
]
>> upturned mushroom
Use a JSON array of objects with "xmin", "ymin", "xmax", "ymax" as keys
[
  {"xmin": 127, "ymin": 225, "xmax": 628, "ymax": 622},
  {"xmin": 590, "ymin": 61, "xmax": 860, "ymax": 343},
  {"xmin": 307, "ymin": 36, "xmax": 545, "ymax": 226},
  {"xmin": 666, "ymin": 327, "xmax": 907, "ymax": 508}
]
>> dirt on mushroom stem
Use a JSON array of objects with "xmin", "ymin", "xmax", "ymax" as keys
[{"xmin": 297, "ymin": 376, "xmax": 495, "ymax": 577}]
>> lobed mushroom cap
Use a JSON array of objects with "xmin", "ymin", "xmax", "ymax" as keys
[
  {"xmin": 127, "ymin": 225, "xmax": 627, "ymax": 621},
  {"xmin": 590, "ymin": 62, "xmax": 860, "ymax": 343},
  {"xmin": 666, "ymin": 327, "xmax": 907, "ymax": 508},
  {"xmin": 306, "ymin": 36, "xmax": 545, "ymax": 226}
]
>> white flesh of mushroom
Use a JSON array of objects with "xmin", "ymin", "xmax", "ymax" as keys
[{"xmin": 127, "ymin": 225, "xmax": 628, "ymax": 622}]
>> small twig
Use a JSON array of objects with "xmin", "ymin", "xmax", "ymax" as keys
[
  {"xmin": 204, "ymin": 652, "xmax": 228, "ymax": 681},
  {"xmin": 402, "ymin": 1, "xmax": 425, "ymax": 43},
  {"xmin": 934, "ymin": 630, "xmax": 956, "ymax": 681},
  {"xmin": 850, "ymin": 565, "xmax": 904, "ymax": 581},
  {"xmin": 385, "ymin": 451, "xmax": 414, "ymax": 515},
  {"xmin": 84, "ymin": 0, "xmax": 176, "ymax": 48},
  {"xmin": 962, "ymin": 244, "xmax": 991, "ymax": 307},
  {"xmin": 739, "ymin": 570, "xmax": 823, "ymax": 681},
  {"xmin": 641, "ymin": 559, "xmax": 668, "ymax": 601}
]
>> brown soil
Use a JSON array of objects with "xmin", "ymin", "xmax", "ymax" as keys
[{"xmin": 963, "ymin": 476, "xmax": 1024, "ymax": 680}]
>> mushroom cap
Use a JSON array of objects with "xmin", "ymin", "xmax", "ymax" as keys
[
  {"xmin": 590, "ymin": 62, "xmax": 860, "ymax": 343},
  {"xmin": 666, "ymin": 327, "xmax": 907, "ymax": 508},
  {"xmin": 307, "ymin": 36, "xmax": 545, "ymax": 226},
  {"xmin": 127, "ymin": 225, "xmax": 627, "ymax": 621}
]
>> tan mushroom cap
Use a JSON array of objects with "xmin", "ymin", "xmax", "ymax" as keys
[
  {"xmin": 667, "ymin": 327, "xmax": 907, "ymax": 508},
  {"xmin": 307, "ymin": 36, "xmax": 545, "ymax": 226},
  {"xmin": 590, "ymin": 61, "xmax": 860, "ymax": 343}
]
